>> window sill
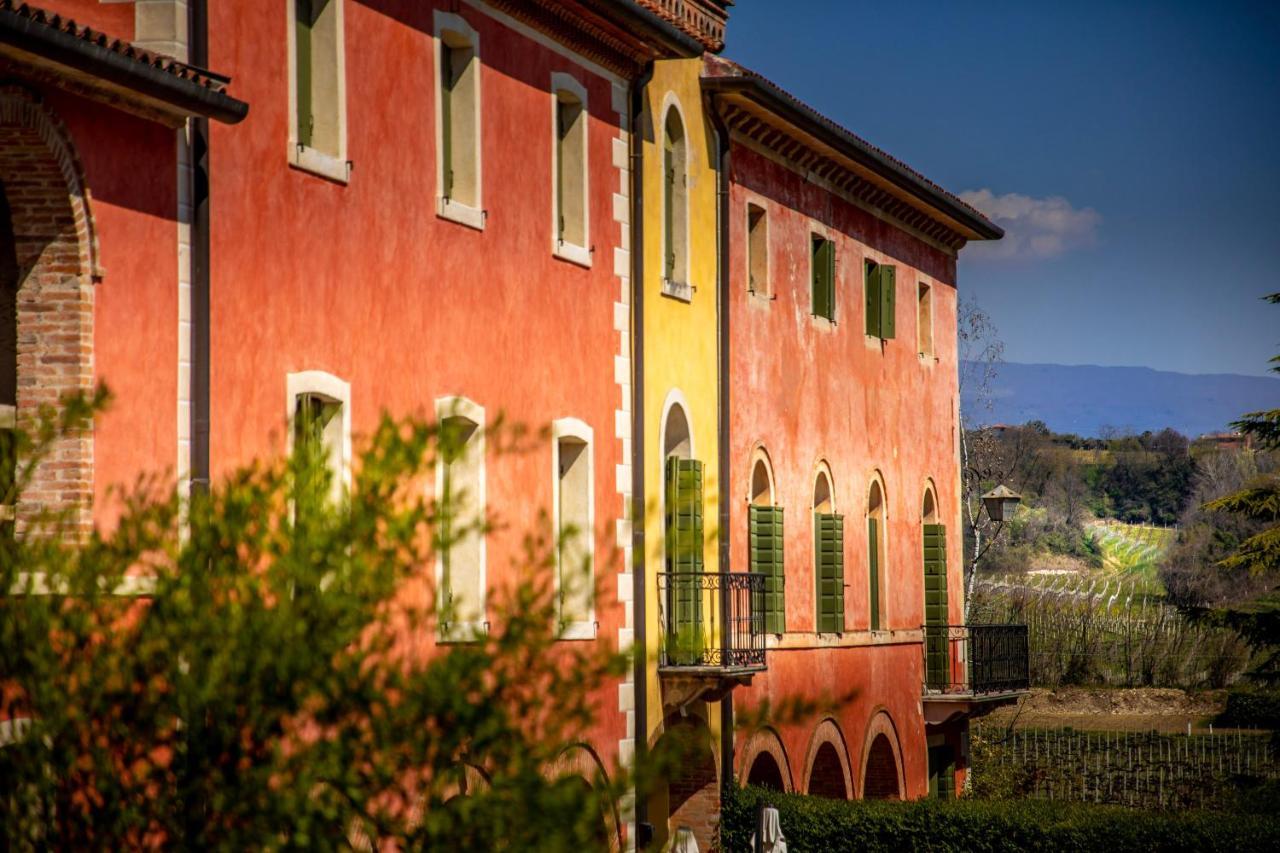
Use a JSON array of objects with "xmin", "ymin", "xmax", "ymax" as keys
[
  {"xmin": 437, "ymin": 620, "xmax": 489, "ymax": 643},
  {"xmin": 767, "ymin": 628, "xmax": 923, "ymax": 650},
  {"xmin": 438, "ymin": 197, "xmax": 486, "ymax": 231},
  {"xmin": 558, "ymin": 620, "xmax": 598, "ymax": 641},
  {"xmin": 289, "ymin": 144, "xmax": 351, "ymax": 184},
  {"xmin": 553, "ymin": 240, "xmax": 592, "ymax": 269},
  {"xmin": 810, "ymin": 314, "xmax": 837, "ymax": 331},
  {"xmin": 748, "ymin": 290, "xmax": 775, "ymax": 305},
  {"xmin": 662, "ymin": 278, "xmax": 694, "ymax": 302}
]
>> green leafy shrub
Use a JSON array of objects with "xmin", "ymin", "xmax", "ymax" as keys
[
  {"xmin": 1217, "ymin": 687, "xmax": 1280, "ymax": 729},
  {"xmin": 720, "ymin": 785, "xmax": 1280, "ymax": 853}
]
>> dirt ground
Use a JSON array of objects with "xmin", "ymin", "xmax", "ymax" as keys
[{"xmin": 980, "ymin": 687, "xmax": 1241, "ymax": 733}]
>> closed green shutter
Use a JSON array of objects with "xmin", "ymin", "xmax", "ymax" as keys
[
  {"xmin": 923, "ymin": 523, "xmax": 950, "ymax": 689},
  {"xmin": 666, "ymin": 457, "xmax": 704, "ymax": 662},
  {"xmin": 815, "ymin": 512, "xmax": 844, "ymax": 633},
  {"xmin": 864, "ymin": 260, "xmax": 880, "ymax": 336},
  {"xmin": 868, "ymin": 516, "xmax": 880, "ymax": 630},
  {"xmin": 880, "ymin": 265, "xmax": 896, "ymax": 339},
  {"xmin": 295, "ymin": 0, "xmax": 313, "ymax": 148},
  {"xmin": 440, "ymin": 44, "xmax": 454, "ymax": 198},
  {"xmin": 664, "ymin": 142, "xmax": 676, "ymax": 280},
  {"xmin": 928, "ymin": 745, "xmax": 956, "ymax": 799},
  {"xmin": 750, "ymin": 505, "xmax": 785, "ymax": 634}
]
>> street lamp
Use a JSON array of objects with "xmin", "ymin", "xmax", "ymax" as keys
[{"xmin": 981, "ymin": 484, "xmax": 1022, "ymax": 523}]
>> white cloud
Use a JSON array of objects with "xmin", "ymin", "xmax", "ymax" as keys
[{"xmin": 959, "ymin": 189, "xmax": 1101, "ymax": 260}]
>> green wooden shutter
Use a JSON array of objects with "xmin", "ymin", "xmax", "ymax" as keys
[
  {"xmin": 826, "ymin": 239, "xmax": 837, "ymax": 319},
  {"xmin": 750, "ymin": 505, "xmax": 785, "ymax": 634},
  {"xmin": 880, "ymin": 265, "xmax": 896, "ymax": 339},
  {"xmin": 928, "ymin": 745, "xmax": 956, "ymax": 799},
  {"xmin": 868, "ymin": 516, "xmax": 880, "ymax": 630},
  {"xmin": 666, "ymin": 458, "xmax": 704, "ymax": 662},
  {"xmin": 440, "ymin": 44, "xmax": 454, "ymax": 199},
  {"xmin": 812, "ymin": 237, "xmax": 833, "ymax": 319},
  {"xmin": 295, "ymin": 0, "xmax": 313, "ymax": 148},
  {"xmin": 864, "ymin": 260, "xmax": 880, "ymax": 336},
  {"xmin": 555, "ymin": 100, "xmax": 567, "ymax": 242},
  {"xmin": 664, "ymin": 142, "xmax": 676, "ymax": 280},
  {"xmin": 816, "ymin": 512, "xmax": 844, "ymax": 633},
  {"xmin": 923, "ymin": 523, "xmax": 950, "ymax": 689}
]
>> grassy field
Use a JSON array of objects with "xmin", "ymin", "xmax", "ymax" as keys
[{"xmin": 1086, "ymin": 520, "xmax": 1176, "ymax": 594}]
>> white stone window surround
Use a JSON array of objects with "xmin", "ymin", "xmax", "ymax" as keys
[
  {"xmin": 550, "ymin": 72, "xmax": 592, "ymax": 268},
  {"xmin": 285, "ymin": 0, "xmax": 352, "ymax": 183},
  {"xmin": 434, "ymin": 11, "xmax": 485, "ymax": 231},
  {"xmin": 659, "ymin": 92, "xmax": 692, "ymax": 302},
  {"xmin": 808, "ymin": 223, "xmax": 837, "ymax": 328},
  {"xmin": 552, "ymin": 417, "xmax": 596, "ymax": 640},
  {"xmin": 434, "ymin": 395, "xmax": 487, "ymax": 642},
  {"xmin": 285, "ymin": 370, "xmax": 353, "ymax": 495}
]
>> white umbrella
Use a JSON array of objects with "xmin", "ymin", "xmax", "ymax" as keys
[{"xmin": 750, "ymin": 805, "xmax": 787, "ymax": 853}]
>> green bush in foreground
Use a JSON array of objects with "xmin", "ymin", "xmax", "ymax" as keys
[
  {"xmin": 1218, "ymin": 686, "xmax": 1280, "ymax": 729},
  {"xmin": 720, "ymin": 785, "xmax": 1280, "ymax": 853}
]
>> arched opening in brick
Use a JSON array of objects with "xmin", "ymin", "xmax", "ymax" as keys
[
  {"xmin": 0, "ymin": 88, "xmax": 97, "ymax": 536},
  {"xmin": 807, "ymin": 741, "xmax": 849, "ymax": 799},
  {"xmin": 1, "ymin": 183, "xmax": 17, "ymax": 535},
  {"xmin": 652, "ymin": 715, "xmax": 718, "ymax": 853},
  {"xmin": 746, "ymin": 751, "xmax": 785, "ymax": 791},
  {"xmin": 863, "ymin": 734, "xmax": 901, "ymax": 800}
]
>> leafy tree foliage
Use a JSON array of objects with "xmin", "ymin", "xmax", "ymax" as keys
[{"xmin": 0, "ymin": 392, "xmax": 627, "ymax": 850}]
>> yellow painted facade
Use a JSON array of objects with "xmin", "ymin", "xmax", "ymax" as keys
[{"xmin": 640, "ymin": 56, "xmax": 724, "ymax": 841}]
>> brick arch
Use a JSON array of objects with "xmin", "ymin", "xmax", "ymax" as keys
[
  {"xmin": 738, "ymin": 726, "xmax": 793, "ymax": 792},
  {"xmin": 551, "ymin": 742, "xmax": 624, "ymax": 851},
  {"xmin": 801, "ymin": 717, "xmax": 852, "ymax": 800},
  {"xmin": 859, "ymin": 709, "xmax": 905, "ymax": 800},
  {"xmin": 651, "ymin": 713, "xmax": 719, "ymax": 853},
  {"xmin": 0, "ymin": 86, "xmax": 98, "ymax": 536}
]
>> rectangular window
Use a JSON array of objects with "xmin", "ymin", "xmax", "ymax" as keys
[
  {"xmin": 291, "ymin": 0, "xmax": 347, "ymax": 180},
  {"xmin": 864, "ymin": 260, "xmax": 897, "ymax": 340},
  {"xmin": 811, "ymin": 235, "xmax": 835, "ymax": 321},
  {"xmin": 437, "ymin": 13, "xmax": 481, "ymax": 225},
  {"xmin": 665, "ymin": 457, "xmax": 704, "ymax": 662},
  {"xmin": 815, "ymin": 512, "xmax": 844, "ymax": 632},
  {"xmin": 918, "ymin": 282, "xmax": 933, "ymax": 357},
  {"xmin": 747, "ymin": 203, "xmax": 768, "ymax": 296},
  {"xmin": 552, "ymin": 73, "xmax": 589, "ymax": 264},
  {"xmin": 437, "ymin": 398, "xmax": 486, "ymax": 640},
  {"xmin": 749, "ymin": 505, "xmax": 784, "ymax": 634},
  {"xmin": 555, "ymin": 426, "xmax": 594, "ymax": 638}
]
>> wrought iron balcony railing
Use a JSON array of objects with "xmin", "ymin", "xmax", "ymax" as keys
[
  {"xmin": 657, "ymin": 571, "xmax": 766, "ymax": 671},
  {"xmin": 923, "ymin": 623, "xmax": 1030, "ymax": 696}
]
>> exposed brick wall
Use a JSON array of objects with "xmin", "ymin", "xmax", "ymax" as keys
[
  {"xmin": 661, "ymin": 718, "xmax": 719, "ymax": 852},
  {"xmin": 746, "ymin": 752, "xmax": 785, "ymax": 791},
  {"xmin": 864, "ymin": 734, "xmax": 901, "ymax": 800},
  {"xmin": 807, "ymin": 742, "xmax": 849, "ymax": 799},
  {"xmin": 0, "ymin": 87, "xmax": 96, "ymax": 537}
]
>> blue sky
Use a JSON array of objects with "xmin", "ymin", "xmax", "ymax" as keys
[{"xmin": 724, "ymin": 1, "xmax": 1280, "ymax": 377}]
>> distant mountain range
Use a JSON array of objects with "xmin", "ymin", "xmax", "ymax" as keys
[{"xmin": 961, "ymin": 362, "xmax": 1280, "ymax": 438}]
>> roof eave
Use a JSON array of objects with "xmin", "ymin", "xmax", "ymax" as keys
[
  {"xmin": 0, "ymin": 8, "xmax": 248, "ymax": 125},
  {"xmin": 703, "ymin": 76, "xmax": 1003, "ymax": 242},
  {"xmin": 602, "ymin": 1, "xmax": 705, "ymax": 59}
]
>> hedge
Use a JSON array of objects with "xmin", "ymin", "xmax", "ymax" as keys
[
  {"xmin": 1217, "ymin": 687, "xmax": 1280, "ymax": 729},
  {"xmin": 719, "ymin": 785, "xmax": 1280, "ymax": 853}
]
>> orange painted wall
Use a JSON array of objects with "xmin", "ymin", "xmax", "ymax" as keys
[
  {"xmin": 53, "ymin": 0, "xmax": 136, "ymax": 39},
  {"xmin": 206, "ymin": 2, "xmax": 628, "ymax": 765},
  {"xmin": 726, "ymin": 144, "xmax": 964, "ymax": 797},
  {"xmin": 43, "ymin": 88, "xmax": 178, "ymax": 529}
]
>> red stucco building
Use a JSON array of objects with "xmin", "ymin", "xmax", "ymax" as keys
[{"xmin": 3, "ymin": 1, "xmax": 1023, "ymax": 848}]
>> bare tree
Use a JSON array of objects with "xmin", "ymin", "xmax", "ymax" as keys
[{"xmin": 958, "ymin": 297, "xmax": 1005, "ymax": 617}]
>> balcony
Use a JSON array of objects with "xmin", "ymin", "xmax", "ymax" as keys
[
  {"xmin": 922, "ymin": 623, "xmax": 1029, "ymax": 726},
  {"xmin": 657, "ymin": 571, "xmax": 766, "ymax": 712}
]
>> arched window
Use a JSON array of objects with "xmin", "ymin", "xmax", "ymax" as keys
[
  {"xmin": 813, "ymin": 464, "xmax": 843, "ymax": 633},
  {"xmin": 662, "ymin": 106, "xmax": 689, "ymax": 295},
  {"xmin": 867, "ymin": 477, "xmax": 887, "ymax": 631},
  {"xmin": 551, "ymin": 73, "xmax": 589, "ymax": 262},
  {"xmin": 436, "ymin": 396, "xmax": 486, "ymax": 641},
  {"xmin": 663, "ymin": 400, "xmax": 702, "ymax": 660},
  {"xmin": 922, "ymin": 482, "xmax": 949, "ymax": 689},
  {"xmin": 748, "ymin": 449, "xmax": 783, "ymax": 634}
]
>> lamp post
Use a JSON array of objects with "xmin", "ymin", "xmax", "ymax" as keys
[
  {"xmin": 965, "ymin": 484, "xmax": 1022, "ymax": 620},
  {"xmin": 981, "ymin": 484, "xmax": 1022, "ymax": 523}
]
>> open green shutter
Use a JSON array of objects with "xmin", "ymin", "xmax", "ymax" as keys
[
  {"xmin": 864, "ymin": 260, "xmax": 880, "ymax": 336},
  {"xmin": 666, "ymin": 458, "xmax": 703, "ymax": 662},
  {"xmin": 811, "ymin": 238, "xmax": 827, "ymax": 319},
  {"xmin": 295, "ymin": 0, "xmax": 313, "ymax": 148},
  {"xmin": 868, "ymin": 516, "xmax": 880, "ymax": 630},
  {"xmin": 750, "ymin": 505, "xmax": 785, "ymax": 634},
  {"xmin": 826, "ymin": 239, "xmax": 836, "ymax": 319},
  {"xmin": 923, "ymin": 523, "xmax": 950, "ymax": 688},
  {"xmin": 816, "ymin": 512, "xmax": 844, "ymax": 632},
  {"xmin": 440, "ymin": 44, "xmax": 454, "ymax": 198},
  {"xmin": 880, "ymin": 265, "xmax": 896, "ymax": 339}
]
